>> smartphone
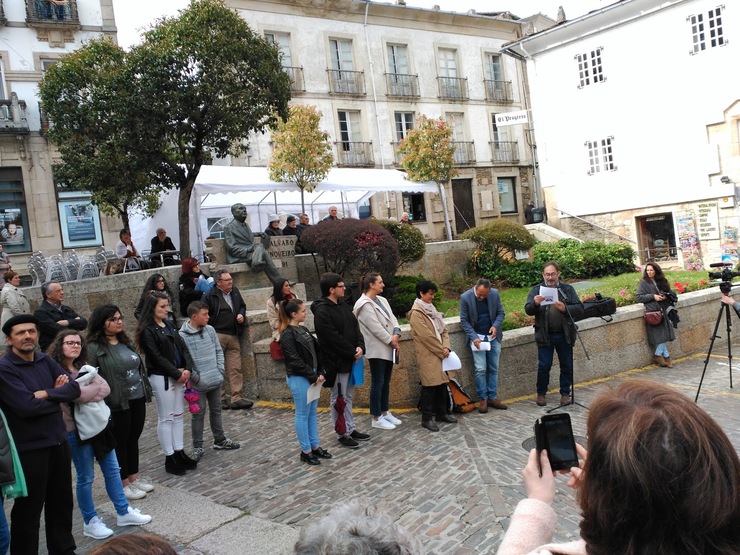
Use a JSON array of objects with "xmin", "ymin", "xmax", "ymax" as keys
[
  {"xmin": 534, "ymin": 413, "xmax": 579, "ymax": 476},
  {"xmin": 392, "ymin": 348, "xmax": 400, "ymax": 364}
]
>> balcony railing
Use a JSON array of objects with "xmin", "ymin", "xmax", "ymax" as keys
[
  {"xmin": 284, "ymin": 66, "xmax": 305, "ymax": 93},
  {"xmin": 0, "ymin": 94, "xmax": 30, "ymax": 135},
  {"xmin": 437, "ymin": 76, "xmax": 468, "ymax": 100},
  {"xmin": 26, "ymin": 0, "xmax": 80, "ymax": 26},
  {"xmin": 336, "ymin": 141, "xmax": 374, "ymax": 167},
  {"xmin": 385, "ymin": 73, "xmax": 420, "ymax": 98},
  {"xmin": 327, "ymin": 69, "xmax": 365, "ymax": 95},
  {"xmin": 39, "ymin": 103, "xmax": 50, "ymax": 136},
  {"xmin": 452, "ymin": 141, "xmax": 475, "ymax": 165},
  {"xmin": 484, "ymin": 80, "xmax": 514, "ymax": 103},
  {"xmin": 490, "ymin": 141, "xmax": 520, "ymax": 164}
]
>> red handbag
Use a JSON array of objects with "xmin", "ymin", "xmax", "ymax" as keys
[
  {"xmin": 644, "ymin": 310, "xmax": 663, "ymax": 326},
  {"xmin": 269, "ymin": 340, "xmax": 284, "ymax": 360}
]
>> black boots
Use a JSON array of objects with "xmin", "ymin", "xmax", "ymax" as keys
[
  {"xmin": 165, "ymin": 454, "xmax": 185, "ymax": 475},
  {"xmin": 422, "ymin": 420, "xmax": 440, "ymax": 432},
  {"xmin": 175, "ymin": 450, "xmax": 198, "ymax": 470}
]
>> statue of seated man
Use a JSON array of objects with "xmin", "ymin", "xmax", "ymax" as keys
[{"xmin": 223, "ymin": 203, "xmax": 281, "ymax": 284}]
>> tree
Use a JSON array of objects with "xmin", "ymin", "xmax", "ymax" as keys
[
  {"xmin": 38, "ymin": 38, "xmax": 167, "ymax": 228},
  {"xmin": 375, "ymin": 220, "xmax": 426, "ymax": 269},
  {"xmin": 40, "ymin": 0, "xmax": 292, "ymax": 255},
  {"xmin": 268, "ymin": 105, "xmax": 333, "ymax": 213},
  {"xmin": 396, "ymin": 116, "xmax": 457, "ymax": 240}
]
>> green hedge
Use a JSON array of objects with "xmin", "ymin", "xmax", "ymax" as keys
[{"xmin": 385, "ymin": 274, "xmax": 444, "ymax": 317}]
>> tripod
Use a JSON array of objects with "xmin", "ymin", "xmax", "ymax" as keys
[
  {"xmin": 547, "ymin": 288, "xmax": 590, "ymax": 414},
  {"xmin": 695, "ymin": 296, "xmax": 736, "ymax": 402}
]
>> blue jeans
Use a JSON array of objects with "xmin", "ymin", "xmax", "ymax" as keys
[
  {"xmin": 472, "ymin": 338, "xmax": 502, "ymax": 400},
  {"xmin": 68, "ymin": 433, "xmax": 129, "ymax": 523},
  {"xmin": 655, "ymin": 342, "xmax": 669, "ymax": 357},
  {"xmin": 536, "ymin": 332, "xmax": 574, "ymax": 396},
  {"xmin": 0, "ymin": 497, "xmax": 8, "ymax": 555},
  {"xmin": 369, "ymin": 358, "xmax": 393, "ymax": 417},
  {"xmin": 286, "ymin": 375, "xmax": 319, "ymax": 453}
]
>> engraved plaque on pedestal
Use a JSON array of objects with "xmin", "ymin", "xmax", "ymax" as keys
[{"xmin": 267, "ymin": 235, "xmax": 298, "ymax": 282}]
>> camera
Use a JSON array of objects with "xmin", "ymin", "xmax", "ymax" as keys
[
  {"xmin": 708, "ymin": 262, "xmax": 740, "ymax": 294},
  {"xmin": 533, "ymin": 413, "xmax": 579, "ymax": 476}
]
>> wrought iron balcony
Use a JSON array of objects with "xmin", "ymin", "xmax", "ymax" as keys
[
  {"xmin": 385, "ymin": 73, "xmax": 420, "ymax": 98},
  {"xmin": 26, "ymin": 0, "xmax": 80, "ymax": 26},
  {"xmin": 335, "ymin": 141, "xmax": 374, "ymax": 167},
  {"xmin": 452, "ymin": 141, "xmax": 475, "ymax": 165},
  {"xmin": 490, "ymin": 141, "xmax": 520, "ymax": 164},
  {"xmin": 327, "ymin": 69, "xmax": 365, "ymax": 95},
  {"xmin": 284, "ymin": 66, "xmax": 305, "ymax": 93},
  {"xmin": 484, "ymin": 80, "xmax": 514, "ymax": 103},
  {"xmin": 39, "ymin": 103, "xmax": 50, "ymax": 136},
  {"xmin": 437, "ymin": 76, "xmax": 468, "ymax": 100},
  {"xmin": 0, "ymin": 94, "xmax": 30, "ymax": 135}
]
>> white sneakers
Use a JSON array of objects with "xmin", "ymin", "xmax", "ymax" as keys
[
  {"xmin": 122, "ymin": 484, "xmax": 146, "ymax": 500},
  {"xmin": 117, "ymin": 506, "xmax": 152, "ymax": 527},
  {"xmin": 371, "ymin": 414, "xmax": 398, "ymax": 430},
  {"xmin": 384, "ymin": 412, "xmax": 402, "ymax": 426},
  {"xmin": 83, "ymin": 516, "xmax": 113, "ymax": 539},
  {"xmin": 134, "ymin": 480, "xmax": 154, "ymax": 493}
]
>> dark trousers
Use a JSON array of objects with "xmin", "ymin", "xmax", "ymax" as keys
[
  {"xmin": 111, "ymin": 396, "xmax": 147, "ymax": 480},
  {"xmin": 419, "ymin": 384, "xmax": 448, "ymax": 421},
  {"xmin": 536, "ymin": 332, "xmax": 574, "ymax": 396},
  {"xmin": 368, "ymin": 358, "xmax": 393, "ymax": 417},
  {"xmin": 11, "ymin": 443, "xmax": 76, "ymax": 555}
]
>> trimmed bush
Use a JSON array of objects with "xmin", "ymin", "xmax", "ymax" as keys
[
  {"xmin": 385, "ymin": 274, "xmax": 444, "ymax": 317},
  {"xmin": 532, "ymin": 239, "xmax": 635, "ymax": 279},
  {"xmin": 376, "ymin": 220, "xmax": 426, "ymax": 268},
  {"xmin": 462, "ymin": 219, "xmax": 535, "ymax": 262}
]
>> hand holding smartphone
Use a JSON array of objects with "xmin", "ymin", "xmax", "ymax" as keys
[{"xmin": 534, "ymin": 413, "xmax": 579, "ymax": 477}]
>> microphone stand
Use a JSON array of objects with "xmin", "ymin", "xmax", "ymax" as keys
[{"xmin": 547, "ymin": 285, "xmax": 590, "ymax": 413}]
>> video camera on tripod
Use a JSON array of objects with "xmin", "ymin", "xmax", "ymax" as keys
[{"xmin": 708, "ymin": 262, "xmax": 740, "ymax": 294}]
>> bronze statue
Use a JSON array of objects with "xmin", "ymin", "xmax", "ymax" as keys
[{"xmin": 223, "ymin": 203, "xmax": 281, "ymax": 284}]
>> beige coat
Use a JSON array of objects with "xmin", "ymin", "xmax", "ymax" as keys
[
  {"xmin": 1, "ymin": 283, "xmax": 30, "ymax": 340},
  {"xmin": 266, "ymin": 296, "xmax": 280, "ymax": 341},
  {"xmin": 353, "ymin": 294, "xmax": 398, "ymax": 361},
  {"xmin": 408, "ymin": 305, "xmax": 450, "ymax": 387}
]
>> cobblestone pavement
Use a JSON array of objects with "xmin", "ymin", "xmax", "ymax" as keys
[{"xmin": 25, "ymin": 353, "xmax": 740, "ymax": 554}]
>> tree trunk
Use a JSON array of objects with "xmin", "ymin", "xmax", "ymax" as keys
[
  {"xmin": 301, "ymin": 188, "xmax": 305, "ymax": 215},
  {"xmin": 118, "ymin": 204, "xmax": 130, "ymax": 230},
  {"xmin": 437, "ymin": 181, "xmax": 453, "ymax": 241},
  {"xmin": 178, "ymin": 178, "xmax": 195, "ymax": 259}
]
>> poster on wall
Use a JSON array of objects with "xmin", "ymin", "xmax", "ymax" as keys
[
  {"xmin": 721, "ymin": 226, "xmax": 739, "ymax": 267},
  {"xmin": 0, "ymin": 208, "xmax": 32, "ymax": 253},
  {"xmin": 57, "ymin": 198, "xmax": 103, "ymax": 248},
  {"xmin": 677, "ymin": 213, "xmax": 704, "ymax": 271}
]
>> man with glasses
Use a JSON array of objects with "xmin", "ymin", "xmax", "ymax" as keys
[
  {"xmin": 524, "ymin": 262, "xmax": 584, "ymax": 407},
  {"xmin": 202, "ymin": 270, "xmax": 253, "ymax": 410},
  {"xmin": 34, "ymin": 281, "xmax": 88, "ymax": 351}
]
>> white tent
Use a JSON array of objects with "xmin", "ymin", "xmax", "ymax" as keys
[{"xmin": 131, "ymin": 167, "xmax": 437, "ymax": 260}]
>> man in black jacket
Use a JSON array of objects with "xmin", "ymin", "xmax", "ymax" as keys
[
  {"xmin": 202, "ymin": 270, "xmax": 253, "ymax": 410},
  {"xmin": 310, "ymin": 273, "xmax": 368, "ymax": 449},
  {"xmin": 524, "ymin": 262, "xmax": 584, "ymax": 407},
  {"xmin": 34, "ymin": 281, "xmax": 88, "ymax": 351},
  {"xmin": 0, "ymin": 315, "xmax": 81, "ymax": 554}
]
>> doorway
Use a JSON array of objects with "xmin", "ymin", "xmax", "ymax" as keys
[
  {"xmin": 636, "ymin": 213, "xmax": 678, "ymax": 263},
  {"xmin": 452, "ymin": 178, "xmax": 475, "ymax": 235}
]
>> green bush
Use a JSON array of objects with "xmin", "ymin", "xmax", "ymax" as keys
[
  {"xmin": 385, "ymin": 274, "xmax": 444, "ymax": 317},
  {"xmin": 375, "ymin": 220, "xmax": 426, "ymax": 268},
  {"xmin": 532, "ymin": 239, "xmax": 635, "ymax": 279},
  {"xmin": 496, "ymin": 260, "xmax": 542, "ymax": 288},
  {"xmin": 533, "ymin": 239, "xmax": 585, "ymax": 278},
  {"xmin": 462, "ymin": 220, "xmax": 535, "ymax": 262}
]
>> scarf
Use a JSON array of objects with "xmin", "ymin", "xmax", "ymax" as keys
[{"xmin": 413, "ymin": 298, "xmax": 445, "ymax": 335}]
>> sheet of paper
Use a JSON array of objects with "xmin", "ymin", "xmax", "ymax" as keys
[
  {"xmin": 307, "ymin": 381, "xmax": 322, "ymax": 404},
  {"xmin": 443, "ymin": 351, "xmax": 462, "ymax": 371},
  {"xmin": 539, "ymin": 286, "xmax": 558, "ymax": 306},
  {"xmin": 471, "ymin": 341, "xmax": 491, "ymax": 351}
]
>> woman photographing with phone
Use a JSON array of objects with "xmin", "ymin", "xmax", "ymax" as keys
[{"xmin": 498, "ymin": 379, "xmax": 740, "ymax": 554}]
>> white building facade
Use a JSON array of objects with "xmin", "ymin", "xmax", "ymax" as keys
[
  {"xmin": 0, "ymin": 0, "xmax": 120, "ymax": 263},
  {"xmin": 225, "ymin": 0, "xmax": 539, "ymax": 240},
  {"xmin": 503, "ymin": 0, "xmax": 739, "ymax": 269}
]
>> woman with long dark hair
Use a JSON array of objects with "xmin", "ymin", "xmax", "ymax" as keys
[
  {"xmin": 134, "ymin": 273, "xmax": 176, "ymax": 322},
  {"xmin": 136, "ymin": 292, "xmax": 197, "ymax": 476},
  {"xmin": 178, "ymin": 257, "xmax": 210, "ymax": 317},
  {"xmin": 353, "ymin": 272, "xmax": 402, "ymax": 431},
  {"xmin": 267, "ymin": 278, "xmax": 293, "ymax": 342},
  {"xmin": 278, "ymin": 298, "xmax": 331, "ymax": 465},
  {"xmin": 49, "ymin": 330, "xmax": 151, "ymax": 540},
  {"xmin": 636, "ymin": 262, "xmax": 676, "ymax": 367},
  {"xmin": 87, "ymin": 305, "xmax": 152, "ymax": 501},
  {"xmin": 498, "ymin": 379, "xmax": 740, "ymax": 554}
]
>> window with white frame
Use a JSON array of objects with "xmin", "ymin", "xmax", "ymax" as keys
[
  {"xmin": 387, "ymin": 44, "xmax": 409, "ymax": 75},
  {"xmin": 394, "ymin": 112, "xmax": 414, "ymax": 142},
  {"xmin": 689, "ymin": 6, "xmax": 725, "ymax": 54},
  {"xmin": 265, "ymin": 31, "xmax": 293, "ymax": 67},
  {"xmin": 446, "ymin": 112, "xmax": 465, "ymax": 141},
  {"xmin": 0, "ymin": 56, "xmax": 5, "ymax": 100},
  {"xmin": 497, "ymin": 177, "xmax": 517, "ymax": 213},
  {"xmin": 484, "ymin": 53, "xmax": 503, "ymax": 82},
  {"xmin": 330, "ymin": 38, "xmax": 354, "ymax": 72},
  {"xmin": 338, "ymin": 110, "xmax": 362, "ymax": 145},
  {"xmin": 575, "ymin": 48, "xmax": 604, "ymax": 88},
  {"xmin": 438, "ymin": 48, "xmax": 458, "ymax": 79},
  {"xmin": 586, "ymin": 136, "xmax": 616, "ymax": 175}
]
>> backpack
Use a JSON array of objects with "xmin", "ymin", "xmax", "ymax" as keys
[{"xmin": 447, "ymin": 377, "xmax": 476, "ymax": 413}]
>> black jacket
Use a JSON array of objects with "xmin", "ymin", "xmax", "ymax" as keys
[
  {"xmin": 139, "ymin": 320, "xmax": 196, "ymax": 388},
  {"xmin": 202, "ymin": 286, "xmax": 247, "ymax": 336},
  {"xmin": 310, "ymin": 297, "xmax": 365, "ymax": 387},
  {"xmin": 35, "ymin": 300, "xmax": 88, "ymax": 351},
  {"xmin": 279, "ymin": 325, "xmax": 323, "ymax": 384},
  {"xmin": 524, "ymin": 281, "xmax": 584, "ymax": 346},
  {"xmin": 178, "ymin": 270, "xmax": 208, "ymax": 317}
]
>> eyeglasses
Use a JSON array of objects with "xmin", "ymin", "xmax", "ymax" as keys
[
  {"xmin": 543, "ymin": 272, "xmax": 558, "ymax": 277},
  {"xmin": 334, "ymin": 284, "xmax": 347, "ymax": 289},
  {"xmin": 63, "ymin": 341, "xmax": 82, "ymax": 347},
  {"xmin": 107, "ymin": 316, "xmax": 124, "ymax": 323},
  {"xmin": 218, "ymin": 278, "xmax": 233, "ymax": 282}
]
